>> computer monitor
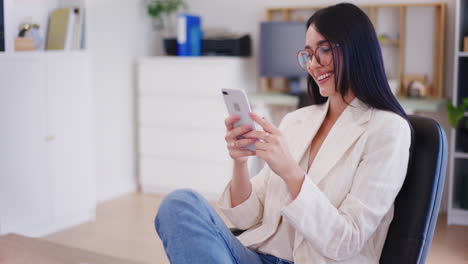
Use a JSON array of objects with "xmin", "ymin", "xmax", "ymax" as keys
[{"xmin": 259, "ymin": 21, "xmax": 308, "ymax": 78}]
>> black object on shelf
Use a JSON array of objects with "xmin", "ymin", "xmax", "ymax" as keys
[
  {"xmin": 462, "ymin": 174, "xmax": 468, "ymax": 209},
  {"xmin": 456, "ymin": 116, "xmax": 468, "ymax": 152},
  {"xmin": 163, "ymin": 38, "xmax": 177, "ymax": 55},
  {"xmin": 202, "ymin": 35, "xmax": 251, "ymax": 56},
  {"xmin": 162, "ymin": 35, "xmax": 251, "ymax": 57},
  {"xmin": 0, "ymin": 0, "xmax": 4, "ymax": 52}
]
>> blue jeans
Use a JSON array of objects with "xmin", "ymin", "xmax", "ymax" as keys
[{"xmin": 155, "ymin": 189, "xmax": 294, "ymax": 264}]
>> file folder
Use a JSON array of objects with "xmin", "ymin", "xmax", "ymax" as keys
[{"xmin": 177, "ymin": 14, "xmax": 202, "ymax": 56}]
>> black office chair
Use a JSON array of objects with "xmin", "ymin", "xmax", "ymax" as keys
[
  {"xmin": 380, "ymin": 115, "xmax": 447, "ymax": 264},
  {"xmin": 231, "ymin": 115, "xmax": 448, "ymax": 263}
]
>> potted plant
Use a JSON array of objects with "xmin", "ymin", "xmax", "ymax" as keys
[
  {"xmin": 446, "ymin": 97, "xmax": 468, "ymax": 152},
  {"xmin": 147, "ymin": 0, "xmax": 187, "ymax": 37}
]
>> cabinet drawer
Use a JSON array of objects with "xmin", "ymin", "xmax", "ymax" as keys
[
  {"xmin": 140, "ymin": 157, "xmax": 231, "ymax": 196},
  {"xmin": 139, "ymin": 127, "xmax": 229, "ymax": 162},
  {"xmin": 138, "ymin": 58, "xmax": 252, "ymax": 97},
  {"xmin": 138, "ymin": 96, "xmax": 227, "ymax": 129}
]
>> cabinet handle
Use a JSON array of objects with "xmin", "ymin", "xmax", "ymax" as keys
[{"xmin": 45, "ymin": 135, "xmax": 55, "ymax": 142}]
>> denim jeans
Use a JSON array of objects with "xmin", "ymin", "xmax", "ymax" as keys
[{"xmin": 155, "ymin": 189, "xmax": 294, "ymax": 264}]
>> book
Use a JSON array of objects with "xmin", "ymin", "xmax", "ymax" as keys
[
  {"xmin": 46, "ymin": 7, "xmax": 76, "ymax": 50},
  {"xmin": 72, "ymin": 7, "xmax": 83, "ymax": 50},
  {"xmin": 177, "ymin": 14, "xmax": 202, "ymax": 56}
]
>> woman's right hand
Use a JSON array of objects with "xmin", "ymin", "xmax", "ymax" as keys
[{"xmin": 224, "ymin": 115, "xmax": 257, "ymax": 164}]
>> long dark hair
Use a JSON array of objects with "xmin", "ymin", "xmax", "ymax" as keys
[{"xmin": 306, "ymin": 3, "xmax": 407, "ymax": 119}]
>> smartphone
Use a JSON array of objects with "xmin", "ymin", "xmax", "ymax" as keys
[{"xmin": 221, "ymin": 88, "xmax": 257, "ymax": 151}]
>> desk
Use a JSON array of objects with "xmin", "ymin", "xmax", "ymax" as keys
[{"xmin": 250, "ymin": 92, "xmax": 299, "ymax": 126}]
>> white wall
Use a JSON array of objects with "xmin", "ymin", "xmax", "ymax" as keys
[{"xmin": 85, "ymin": 0, "xmax": 161, "ymax": 201}]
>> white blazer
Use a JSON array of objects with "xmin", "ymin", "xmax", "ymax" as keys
[{"xmin": 218, "ymin": 98, "xmax": 411, "ymax": 264}]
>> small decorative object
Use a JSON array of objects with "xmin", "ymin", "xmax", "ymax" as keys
[
  {"xmin": 377, "ymin": 32, "xmax": 398, "ymax": 42},
  {"xmin": 446, "ymin": 97, "xmax": 468, "ymax": 152},
  {"xmin": 464, "ymin": 36, "xmax": 468, "ymax": 52},
  {"xmin": 15, "ymin": 23, "xmax": 42, "ymax": 51},
  {"xmin": 407, "ymin": 80, "xmax": 428, "ymax": 98},
  {"xmin": 147, "ymin": 0, "xmax": 188, "ymax": 37},
  {"xmin": 377, "ymin": 33, "xmax": 387, "ymax": 41},
  {"xmin": 15, "ymin": 37, "xmax": 35, "ymax": 51},
  {"xmin": 402, "ymin": 74, "xmax": 429, "ymax": 98}
]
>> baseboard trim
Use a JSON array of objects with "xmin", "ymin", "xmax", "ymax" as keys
[
  {"xmin": 1, "ymin": 210, "xmax": 96, "ymax": 238},
  {"xmin": 97, "ymin": 184, "xmax": 138, "ymax": 203}
]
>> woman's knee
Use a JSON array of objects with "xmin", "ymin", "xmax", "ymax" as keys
[{"xmin": 155, "ymin": 189, "xmax": 205, "ymax": 230}]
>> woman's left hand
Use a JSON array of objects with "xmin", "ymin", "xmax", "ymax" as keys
[{"xmin": 243, "ymin": 112, "xmax": 303, "ymax": 182}]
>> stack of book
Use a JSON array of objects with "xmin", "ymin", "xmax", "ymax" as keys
[{"xmin": 46, "ymin": 7, "xmax": 83, "ymax": 50}]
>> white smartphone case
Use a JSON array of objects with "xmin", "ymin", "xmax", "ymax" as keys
[{"xmin": 222, "ymin": 88, "xmax": 257, "ymax": 151}]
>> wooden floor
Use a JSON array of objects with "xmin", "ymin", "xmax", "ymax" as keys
[{"xmin": 44, "ymin": 193, "xmax": 468, "ymax": 264}]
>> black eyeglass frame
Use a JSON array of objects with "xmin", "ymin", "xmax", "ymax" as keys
[{"xmin": 296, "ymin": 42, "xmax": 340, "ymax": 69}]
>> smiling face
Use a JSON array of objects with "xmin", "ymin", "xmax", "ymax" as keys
[{"xmin": 304, "ymin": 25, "xmax": 340, "ymax": 97}]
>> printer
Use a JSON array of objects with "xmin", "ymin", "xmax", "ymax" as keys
[{"xmin": 163, "ymin": 34, "xmax": 251, "ymax": 57}]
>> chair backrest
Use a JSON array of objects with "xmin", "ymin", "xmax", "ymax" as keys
[{"xmin": 380, "ymin": 115, "xmax": 448, "ymax": 264}]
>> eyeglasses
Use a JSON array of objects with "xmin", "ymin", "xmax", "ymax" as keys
[{"xmin": 296, "ymin": 42, "xmax": 340, "ymax": 70}]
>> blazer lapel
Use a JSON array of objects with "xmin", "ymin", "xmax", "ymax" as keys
[
  {"xmin": 288, "ymin": 100, "xmax": 330, "ymax": 164},
  {"xmin": 308, "ymin": 98, "xmax": 371, "ymax": 185}
]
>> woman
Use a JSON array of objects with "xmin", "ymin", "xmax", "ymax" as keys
[{"xmin": 155, "ymin": 3, "xmax": 411, "ymax": 264}]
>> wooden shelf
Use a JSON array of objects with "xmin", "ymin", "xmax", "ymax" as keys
[
  {"xmin": 396, "ymin": 96, "xmax": 445, "ymax": 112},
  {"xmin": 454, "ymin": 152, "xmax": 468, "ymax": 159},
  {"xmin": 248, "ymin": 93, "xmax": 443, "ymax": 113},
  {"xmin": 448, "ymin": 208, "xmax": 468, "ymax": 225},
  {"xmin": 379, "ymin": 39, "xmax": 400, "ymax": 46},
  {"xmin": 0, "ymin": 50, "xmax": 89, "ymax": 59},
  {"xmin": 249, "ymin": 92, "xmax": 299, "ymax": 106}
]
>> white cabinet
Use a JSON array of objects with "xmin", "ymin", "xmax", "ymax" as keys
[
  {"xmin": 0, "ymin": 51, "xmax": 95, "ymax": 236},
  {"xmin": 137, "ymin": 57, "xmax": 255, "ymax": 199},
  {"xmin": 0, "ymin": 56, "xmax": 51, "ymax": 235}
]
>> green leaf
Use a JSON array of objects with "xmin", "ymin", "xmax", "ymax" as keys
[
  {"xmin": 462, "ymin": 97, "xmax": 468, "ymax": 108},
  {"xmin": 446, "ymin": 99, "xmax": 467, "ymax": 128},
  {"xmin": 147, "ymin": 0, "xmax": 186, "ymax": 18}
]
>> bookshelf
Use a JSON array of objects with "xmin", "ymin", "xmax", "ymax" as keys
[
  {"xmin": 1, "ymin": 0, "xmax": 85, "ymax": 53},
  {"xmin": 447, "ymin": 0, "xmax": 468, "ymax": 226}
]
